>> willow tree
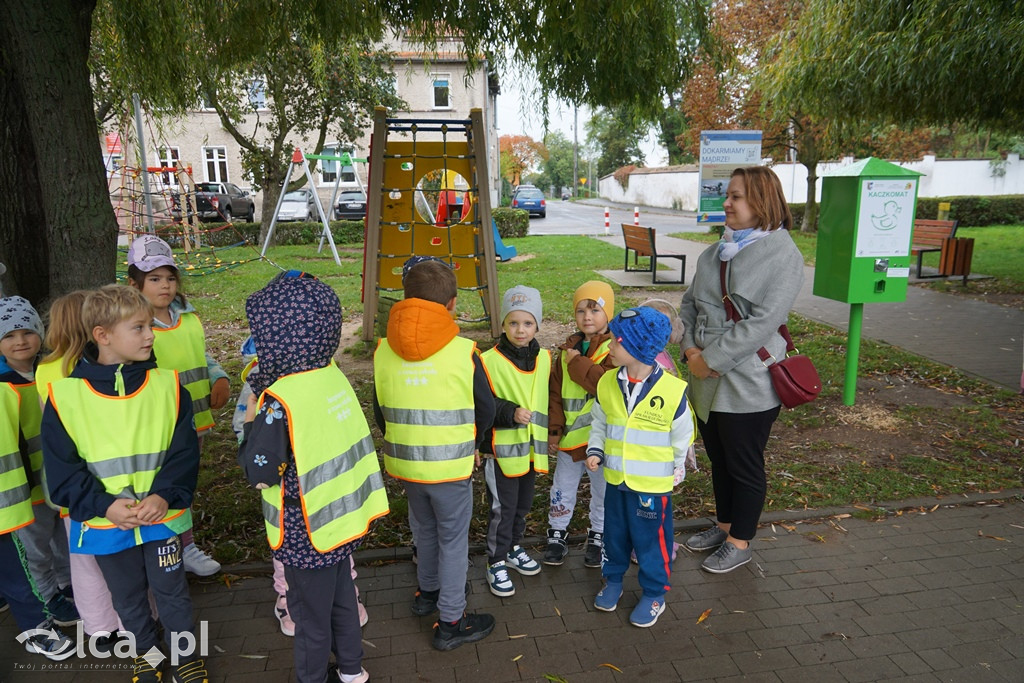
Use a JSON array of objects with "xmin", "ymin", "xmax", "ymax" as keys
[
  {"xmin": 763, "ymin": 0, "xmax": 1024, "ymax": 130},
  {"xmin": 0, "ymin": 0, "xmax": 707, "ymax": 302}
]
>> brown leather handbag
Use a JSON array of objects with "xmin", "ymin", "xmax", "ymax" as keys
[{"xmin": 720, "ymin": 262, "xmax": 821, "ymax": 408}]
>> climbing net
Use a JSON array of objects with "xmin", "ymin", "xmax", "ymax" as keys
[{"xmin": 107, "ymin": 160, "xmax": 274, "ymax": 279}]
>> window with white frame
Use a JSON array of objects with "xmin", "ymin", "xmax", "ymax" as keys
[
  {"xmin": 155, "ymin": 146, "xmax": 180, "ymax": 188},
  {"xmin": 320, "ymin": 144, "xmax": 356, "ymax": 185},
  {"xmin": 203, "ymin": 146, "xmax": 229, "ymax": 182},
  {"xmin": 247, "ymin": 77, "xmax": 267, "ymax": 110},
  {"xmin": 431, "ymin": 74, "xmax": 451, "ymax": 109}
]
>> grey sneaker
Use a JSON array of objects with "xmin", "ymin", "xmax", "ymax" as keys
[
  {"xmin": 685, "ymin": 526, "xmax": 727, "ymax": 552},
  {"xmin": 701, "ymin": 541, "xmax": 752, "ymax": 574}
]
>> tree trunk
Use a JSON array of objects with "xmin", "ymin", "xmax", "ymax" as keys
[
  {"xmin": 801, "ymin": 159, "xmax": 819, "ymax": 233},
  {"xmin": 0, "ymin": 0, "xmax": 115, "ymax": 303},
  {"xmin": 259, "ymin": 162, "xmax": 286, "ymax": 245},
  {"xmin": 0, "ymin": 45, "xmax": 49, "ymax": 301}
]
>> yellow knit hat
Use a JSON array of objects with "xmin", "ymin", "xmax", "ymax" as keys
[{"xmin": 572, "ymin": 281, "xmax": 614, "ymax": 321}]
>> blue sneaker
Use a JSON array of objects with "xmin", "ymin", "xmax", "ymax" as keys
[
  {"xmin": 629, "ymin": 595, "xmax": 666, "ymax": 628},
  {"xmin": 594, "ymin": 581, "xmax": 622, "ymax": 612}
]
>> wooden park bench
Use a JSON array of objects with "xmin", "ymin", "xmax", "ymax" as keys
[
  {"xmin": 910, "ymin": 218, "xmax": 959, "ymax": 278},
  {"xmin": 621, "ymin": 223, "xmax": 686, "ymax": 284}
]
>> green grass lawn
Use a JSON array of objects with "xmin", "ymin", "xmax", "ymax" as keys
[{"xmin": 178, "ymin": 233, "xmax": 1023, "ymax": 565}]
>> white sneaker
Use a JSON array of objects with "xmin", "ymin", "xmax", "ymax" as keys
[
  {"xmin": 274, "ymin": 595, "xmax": 295, "ymax": 637},
  {"xmin": 183, "ymin": 543, "xmax": 221, "ymax": 576},
  {"xmin": 486, "ymin": 561, "xmax": 515, "ymax": 597},
  {"xmin": 505, "ymin": 545, "xmax": 541, "ymax": 576}
]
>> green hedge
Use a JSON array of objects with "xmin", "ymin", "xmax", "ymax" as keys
[
  {"xmin": 197, "ymin": 220, "xmax": 366, "ymax": 247},
  {"xmin": 790, "ymin": 195, "xmax": 1024, "ymax": 229},
  {"xmin": 493, "ymin": 207, "xmax": 529, "ymax": 238}
]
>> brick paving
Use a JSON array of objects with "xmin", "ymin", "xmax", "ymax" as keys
[{"xmin": 3, "ymin": 495, "xmax": 1022, "ymax": 682}]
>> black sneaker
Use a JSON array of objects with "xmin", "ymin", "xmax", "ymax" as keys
[
  {"xmin": 131, "ymin": 653, "xmax": 163, "ymax": 682},
  {"xmin": 411, "ymin": 587, "xmax": 439, "ymax": 616},
  {"xmin": 543, "ymin": 529, "xmax": 568, "ymax": 566},
  {"xmin": 432, "ymin": 613, "xmax": 495, "ymax": 651},
  {"xmin": 45, "ymin": 592, "xmax": 80, "ymax": 627},
  {"xmin": 583, "ymin": 529, "xmax": 604, "ymax": 568},
  {"xmin": 89, "ymin": 630, "xmax": 130, "ymax": 654},
  {"xmin": 171, "ymin": 657, "xmax": 209, "ymax": 682}
]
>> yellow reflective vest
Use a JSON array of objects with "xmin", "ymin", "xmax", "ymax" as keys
[
  {"xmin": 48, "ymin": 369, "xmax": 191, "ymax": 533},
  {"xmin": 480, "ymin": 347, "xmax": 550, "ymax": 477},
  {"xmin": 0, "ymin": 384, "xmax": 33, "ymax": 534},
  {"xmin": 8, "ymin": 380, "xmax": 45, "ymax": 506},
  {"xmin": 375, "ymin": 336, "xmax": 477, "ymax": 483},
  {"xmin": 597, "ymin": 371, "xmax": 688, "ymax": 494},
  {"xmin": 153, "ymin": 313, "xmax": 214, "ymax": 433},
  {"xmin": 259, "ymin": 363, "xmax": 389, "ymax": 552},
  {"xmin": 558, "ymin": 338, "xmax": 612, "ymax": 450}
]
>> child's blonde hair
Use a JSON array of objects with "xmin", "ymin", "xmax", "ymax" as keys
[
  {"xmin": 82, "ymin": 285, "xmax": 154, "ymax": 339},
  {"xmin": 43, "ymin": 290, "xmax": 91, "ymax": 376},
  {"xmin": 640, "ymin": 298, "xmax": 685, "ymax": 344}
]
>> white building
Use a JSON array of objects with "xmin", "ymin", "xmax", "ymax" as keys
[{"xmin": 106, "ymin": 33, "xmax": 501, "ymax": 224}]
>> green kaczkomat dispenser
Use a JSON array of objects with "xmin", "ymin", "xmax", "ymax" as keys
[{"xmin": 814, "ymin": 157, "xmax": 923, "ymax": 405}]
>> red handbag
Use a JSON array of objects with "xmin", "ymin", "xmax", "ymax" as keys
[{"xmin": 719, "ymin": 262, "xmax": 821, "ymax": 408}]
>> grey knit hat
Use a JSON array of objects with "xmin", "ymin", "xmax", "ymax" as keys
[
  {"xmin": 500, "ymin": 285, "xmax": 542, "ymax": 329},
  {"xmin": 0, "ymin": 296, "xmax": 43, "ymax": 341}
]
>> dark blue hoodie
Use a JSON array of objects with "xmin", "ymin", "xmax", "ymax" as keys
[{"xmin": 41, "ymin": 345, "xmax": 199, "ymax": 554}]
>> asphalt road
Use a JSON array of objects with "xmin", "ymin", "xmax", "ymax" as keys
[{"xmin": 526, "ymin": 199, "xmax": 706, "ymax": 236}]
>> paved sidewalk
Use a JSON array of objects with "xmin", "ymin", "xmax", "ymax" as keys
[
  {"xmin": 595, "ymin": 233, "xmax": 1024, "ymax": 391},
  {"xmin": 3, "ymin": 495, "xmax": 1022, "ymax": 682}
]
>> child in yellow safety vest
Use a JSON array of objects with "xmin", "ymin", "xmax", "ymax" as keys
[
  {"xmin": 585, "ymin": 307, "xmax": 694, "ymax": 628},
  {"xmin": 127, "ymin": 234, "xmax": 227, "ymax": 577},
  {"xmin": 42, "ymin": 285, "xmax": 208, "ymax": 682},
  {"xmin": 478, "ymin": 286, "xmax": 549, "ymax": 598},
  {"xmin": 544, "ymin": 280, "xmax": 617, "ymax": 568},
  {"xmin": 0, "ymin": 296, "xmax": 80, "ymax": 628},
  {"xmin": 37, "ymin": 289, "xmax": 135, "ymax": 653},
  {"xmin": 371, "ymin": 256, "xmax": 497, "ymax": 652},
  {"xmin": 238, "ymin": 274, "xmax": 387, "ymax": 683}
]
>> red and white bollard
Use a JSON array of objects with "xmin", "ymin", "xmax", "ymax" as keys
[
  {"xmin": 634, "ymin": 206, "xmax": 640, "ymax": 226},
  {"xmin": 604, "ymin": 207, "xmax": 610, "ymax": 235}
]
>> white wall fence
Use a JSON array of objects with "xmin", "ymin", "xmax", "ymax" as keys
[{"xmin": 599, "ymin": 154, "xmax": 1024, "ymax": 211}]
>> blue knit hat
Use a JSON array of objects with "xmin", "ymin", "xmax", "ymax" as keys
[{"xmin": 608, "ymin": 307, "xmax": 671, "ymax": 366}]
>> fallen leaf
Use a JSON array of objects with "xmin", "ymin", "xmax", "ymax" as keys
[
  {"xmin": 509, "ymin": 634, "xmax": 527, "ymax": 639},
  {"xmin": 697, "ymin": 608, "xmax": 712, "ymax": 624},
  {"xmin": 780, "ymin": 523, "xmax": 797, "ymax": 532},
  {"xmin": 978, "ymin": 530, "xmax": 1008, "ymax": 541},
  {"xmin": 543, "ymin": 675, "xmax": 570, "ymax": 683},
  {"xmin": 554, "ymin": 606, "xmax": 561, "ymax": 617},
  {"xmin": 930, "ymin": 504, "xmax": 939, "ymax": 512},
  {"xmin": 512, "ymin": 655, "xmax": 523, "ymax": 662},
  {"xmin": 238, "ymin": 654, "xmax": 267, "ymax": 659},
  {"xmin": 213, "ymin": 645, "xmax": 225, "ymax": 654},
  {"xmin": 600, "ymin": 663, "xmax": 623, "ymax": 673}
]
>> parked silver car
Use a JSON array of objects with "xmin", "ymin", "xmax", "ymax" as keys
[{"xmin": 278, "ymin": 189, "xmax": 320, "ymax": 222}]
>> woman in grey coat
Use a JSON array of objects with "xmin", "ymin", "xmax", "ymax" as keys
[{"xmin": 679, "ymin": 166, "xmax": 804, "ymax": 574}]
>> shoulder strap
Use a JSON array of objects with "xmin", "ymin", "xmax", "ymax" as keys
[{"xmin": 718, "ymin": 260, "xmax": 796, "ymax": 361}]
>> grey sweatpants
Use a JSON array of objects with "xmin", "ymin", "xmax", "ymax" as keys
[
  {"xmin": 15, "ymin": 504, "xmax": 71, "ymax": 601},
  {"xmin": 403, "ymin": 478, "xmax": 472, "ymax": 622}
]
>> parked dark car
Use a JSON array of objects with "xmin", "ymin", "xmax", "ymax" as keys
[
  {"xmin": 172, "ymin": 182, "xmax": 255, "ymax": 222},
  {"xmin": 511, "ymin": 187, "xmax": 546, "ymax": 218},
  {"xmin": 334, "ymin": 189, "xmax": 367, "ymax": 220},
  {"xmin": 277, "ymin": 188, "xmax": 320, "ymax": 222}
]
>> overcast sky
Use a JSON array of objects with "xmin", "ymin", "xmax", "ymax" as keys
[{"xmin": 493, "ymin": 76, "xmax": 668, "ymax": 168}]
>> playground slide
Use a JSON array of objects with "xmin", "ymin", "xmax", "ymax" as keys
[{"xmin": 493, "ymin": 219, "xmax": 517, "ymax": 262}]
